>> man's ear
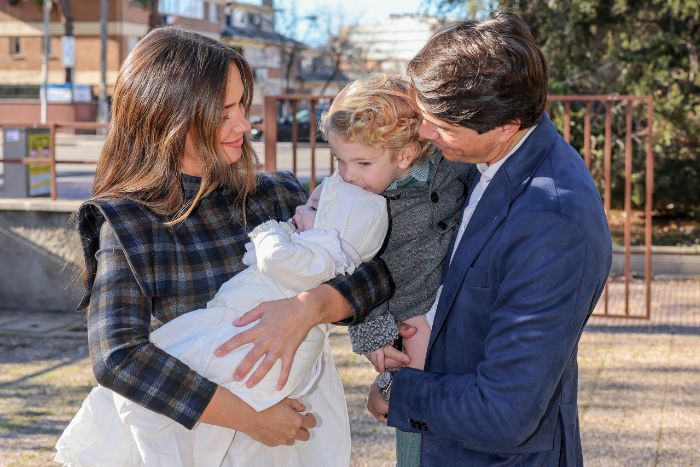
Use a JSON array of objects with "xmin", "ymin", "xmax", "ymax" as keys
[
  {"xmin": 397, "ymin": 144, "xmax": 417, "ymax": 170},
  {"xmin": 498, "ymin": 120, "xmax": 522, "ymax": 142}
]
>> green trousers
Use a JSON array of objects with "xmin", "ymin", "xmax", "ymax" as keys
[{"xmin": 395, "ymin": 429, "xmax": 421, "ymax": 467}]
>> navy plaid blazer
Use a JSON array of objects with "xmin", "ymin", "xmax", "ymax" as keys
[{"xmin": 77, "ymin": 171, "xmax": 392, "ymax": 429}]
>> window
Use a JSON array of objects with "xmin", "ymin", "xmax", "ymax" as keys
[
  {"xmin": 10, "ymin": 37, "xmax": 21, "ymax": 56},
  {"xmin": 160, "ymin": 0, "xmax": 204, "ymax": 20},
  {"xmin": 208, "ymin": 2, "xmax": 218, "ymax": 23},
  {"xmin": 248, "ymin": 13, "xmax": 262, "ymax": 27},
  {"xmin": 128, "ymin": 37, "xmax": 140, "ymax": 53}
]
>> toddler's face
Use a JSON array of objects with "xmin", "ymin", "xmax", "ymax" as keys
[
  {"xmin": 291, "ymin": 185, "xmax": 322, "ymax": 232},
  {"xmin": 328, "ymin": 131, "xmax": 412, "ymax": 194}
]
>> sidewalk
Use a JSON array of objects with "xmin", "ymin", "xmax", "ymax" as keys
[{"xmin": 1, "ymin": 279, "xmax": 699, "ymax": 466}]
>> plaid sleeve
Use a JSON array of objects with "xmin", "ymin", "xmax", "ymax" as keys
[
  {"xmin": 87, "ymin": 222, "xmax": 217, "ymax": 429},
  {"xmin": 328, "ymin": 257, "xmax": 394, "ymax": 325}
]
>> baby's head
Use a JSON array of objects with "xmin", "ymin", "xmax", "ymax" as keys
[
  {"xmin": 319, "ymin": 74, "xmax": 432, "ymax": 194},
  {"xmin": 291, "ymin": 175, "xmax": 388, "ymax": 263}
]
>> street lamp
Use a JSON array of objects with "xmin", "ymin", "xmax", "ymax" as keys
[{"xmin": 41, "ymin": 0, "xmax": 51, "ymax": 123}]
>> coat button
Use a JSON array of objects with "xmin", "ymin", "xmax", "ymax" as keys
[
  {"xmin": 431, "ymin": 191, "xmax": 439, "ymax": 203},
  {"xmin": 437, "ymin": 221, "xmax": 447, "ymax": 230}
]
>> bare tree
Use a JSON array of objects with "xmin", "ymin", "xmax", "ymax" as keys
[
  {"xmin": 134, "ymin": 0, "xmax": 161, "ymax": 31},
  {"xmin": 318, "ymin": 19, "xmax": 355, "ymax": 95},
  {"xmin": 55, "ymin": 0, "xmax": 74, "ymax": 83}
]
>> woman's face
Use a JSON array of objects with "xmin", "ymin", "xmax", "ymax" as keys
[
  {"xmin": 218, "ymin": 63, "xmax": 251, "ymax": 165},
  {"xmin": 181, "ymin": 63, "xmax": 251, "ymax": 176}
]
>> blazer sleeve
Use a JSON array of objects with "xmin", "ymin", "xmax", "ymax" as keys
[{"xmin": 388, "ymin": 210, "xmax": 604, "ymax": 450}]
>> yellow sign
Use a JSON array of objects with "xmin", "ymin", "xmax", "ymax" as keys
[{"xmin": 27, "ymin": 132, "xmax": 51, "ymax": 197}]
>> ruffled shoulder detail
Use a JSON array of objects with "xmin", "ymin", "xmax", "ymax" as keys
[
  {"xmin": 296, "ymin": 229, "xmax": 361, "ymax": 275},
  {"xmin": 313, "ymin": 174, "xmax": 342, "ymax": 230},
  {"xmin": 76, "ymin": 198, "xmax": 174, "ymax": 309},
  {"xmin": 248, "ymin": 219, "xmax": 294, "ymax": 240}
]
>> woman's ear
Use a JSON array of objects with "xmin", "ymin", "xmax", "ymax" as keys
[{"xmin": 397, "ymin": 144, "xmax": 417, "ymax": 170}]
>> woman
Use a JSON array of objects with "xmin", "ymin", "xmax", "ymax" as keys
[{"xmin": 63, "ymin": 26, "xmax": 392, "ymax": 463}]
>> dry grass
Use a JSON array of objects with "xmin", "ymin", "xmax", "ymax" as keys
[{"xmin": 2, "ymin": 325, "xmax": 700, "ymax": 466}]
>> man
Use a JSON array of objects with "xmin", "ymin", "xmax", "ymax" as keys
[{"xmin": 370, "ymin": 11, "xmax": 612, "ymax": 466}]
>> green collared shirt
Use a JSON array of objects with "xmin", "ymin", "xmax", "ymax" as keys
[{"xmin": 386, "ymin": 155, "xmax": 435, "ymax": 191}]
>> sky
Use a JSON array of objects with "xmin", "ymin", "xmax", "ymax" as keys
[
  {"xmin": 238, "ymin": 0, "xmax": 429, "ymax": 45},
  {"xmin": 289, "ymin": 0, "xmax": 425, "ymax": 25}
]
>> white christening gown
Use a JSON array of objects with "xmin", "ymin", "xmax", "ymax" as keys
[{"xmin": 55, "ymin": 220, "xmax": 354, "ymax": 467}]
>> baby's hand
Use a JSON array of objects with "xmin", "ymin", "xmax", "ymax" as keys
[{"xmin": 365, "ymin": 348, "xmax": 387, "ymax": 373}]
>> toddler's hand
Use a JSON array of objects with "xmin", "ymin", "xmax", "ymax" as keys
[{"xmin": 365, "ymin": 348, "xmax": 387, "ymax": 373}]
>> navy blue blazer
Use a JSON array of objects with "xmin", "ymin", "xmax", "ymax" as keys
[{"xmin": 388, "ymin": 114, "xmax": 612, "ymax": 466}]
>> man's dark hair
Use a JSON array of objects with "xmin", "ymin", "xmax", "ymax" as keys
[{"xmin": 407, "ymin": 10, "xmax": 548, "ymax": 134}]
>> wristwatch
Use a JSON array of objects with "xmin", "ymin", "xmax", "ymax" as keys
[{"xmin": 376, "ymin": 370, "xmax": 395, "ymax": 403}]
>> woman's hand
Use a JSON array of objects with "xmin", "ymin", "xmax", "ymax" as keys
[
  {"xmin": 245, "ymin": 398, "xmax": 317, "ymax": 446},
  {"xmin": 200, "ymin": 387, "xmax": 316, "ymax": 446},
  {"xmin": 214, "ymin": 284, "xmax": 352, "ymax": 389},
  {"xmin": 366, "ymin": 380, "xmax": 389, "ymax": 423}
]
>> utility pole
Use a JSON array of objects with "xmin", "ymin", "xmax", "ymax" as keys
[
  {"xmin": 98, "ymin": 0, "xmax": 108, "ymax": 124},
  {"xmin": 41, "ymin": 0, "xmax": 51, "ymax": 123}
]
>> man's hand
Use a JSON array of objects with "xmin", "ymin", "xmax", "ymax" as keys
[{"xmin": 366, "ymin": 380, "xmax": 389, "ymax": 423}]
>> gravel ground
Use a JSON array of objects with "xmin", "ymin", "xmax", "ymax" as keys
[{"xmin": 1, "ymin": 310, "xmax": 699, "ymax": 466}]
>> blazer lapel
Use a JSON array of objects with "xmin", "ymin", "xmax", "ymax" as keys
[
  {"xmin": 428, "ymin": 113, "xmax": 560, "ymax": 353},
  {"xmin": 428, "ymin": 174, "xmax": 510, "ymax": 351}
]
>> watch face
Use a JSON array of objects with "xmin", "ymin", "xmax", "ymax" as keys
[{"xmin": 376, "ymin": 371, "xmax": 392, "ymax": 390}]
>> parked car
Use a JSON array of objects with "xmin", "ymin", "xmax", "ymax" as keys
[{"xmin": 251, "ymin": 106, "xmax": 329, "ymax": 142}]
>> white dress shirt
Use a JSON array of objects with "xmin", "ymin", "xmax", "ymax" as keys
[{"xmin": 425, "ymin": 124, "xmax": 537, "ymax": 327}]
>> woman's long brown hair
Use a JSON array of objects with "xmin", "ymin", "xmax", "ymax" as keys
[{"xmin": 93, "ymin": 27, "xmax": 258, "ymax": 224}]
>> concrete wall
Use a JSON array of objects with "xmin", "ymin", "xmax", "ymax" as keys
[
  {"xmin": 612, "ymin": 246, "xmax": 700, "ymax": 278},
  {"xmin": 1, "ymin": 198, "xmax": 698, "ymax": 314},
  {"xmin": 0, "ymin": 199, "xmax": 83, "ymax": 313}
]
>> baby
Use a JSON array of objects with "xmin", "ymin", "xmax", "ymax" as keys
[{"xmin": 55, "ymin": 175, "xmax": 388, "ymax": 467}]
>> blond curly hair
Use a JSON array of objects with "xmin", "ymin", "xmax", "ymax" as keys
[{"xmin": 320, "ymin": 74, "xmax": 432, "ymax": 165}]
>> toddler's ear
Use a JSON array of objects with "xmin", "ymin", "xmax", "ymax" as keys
[{"xmin": 397, "ymin": 144, "xmax": 417, "ymax": 170}]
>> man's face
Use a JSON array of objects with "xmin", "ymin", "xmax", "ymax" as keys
[{"xmin": 416, "ymin": 98, "xmax": 504, "ymax": 165}]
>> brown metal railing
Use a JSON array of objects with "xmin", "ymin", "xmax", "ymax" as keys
[
  {"xmin": 265, "ymin": 93, "xmax": 655, "ymax": 320},
  {"xmin": 547, "ymin": 95, "xmax": 654, "ymax": 320},
  {"xmin": 2, "ymin": 95, "xmax": 654, "ymax": 320},
  {"xmin": 0, "ymin": 121, "xmax": 107, "ymax": 201},
  {"xmin": 263, "ymin": 94, "xmax": 335, "ymax": 191}
]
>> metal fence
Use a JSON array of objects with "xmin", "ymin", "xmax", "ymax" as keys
[
  {"xmin": 0, "ymin": 94, "xmax": 655, "ymax": 319},
  {"xmin": 264, "ymin": 93, "xmax": 655, "ymax": 320},
  {"xmin": 546, "ymin": 95, "xmax": 654, "ymax": 319}
]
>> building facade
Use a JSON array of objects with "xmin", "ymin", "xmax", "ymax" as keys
[
  {"xmin": 341, "ymin": 14, "xmax": 441, "ymax": 78},
  {"xmin": 0, "ymin": 0, "xmax": 343, "ymax": 122}
]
